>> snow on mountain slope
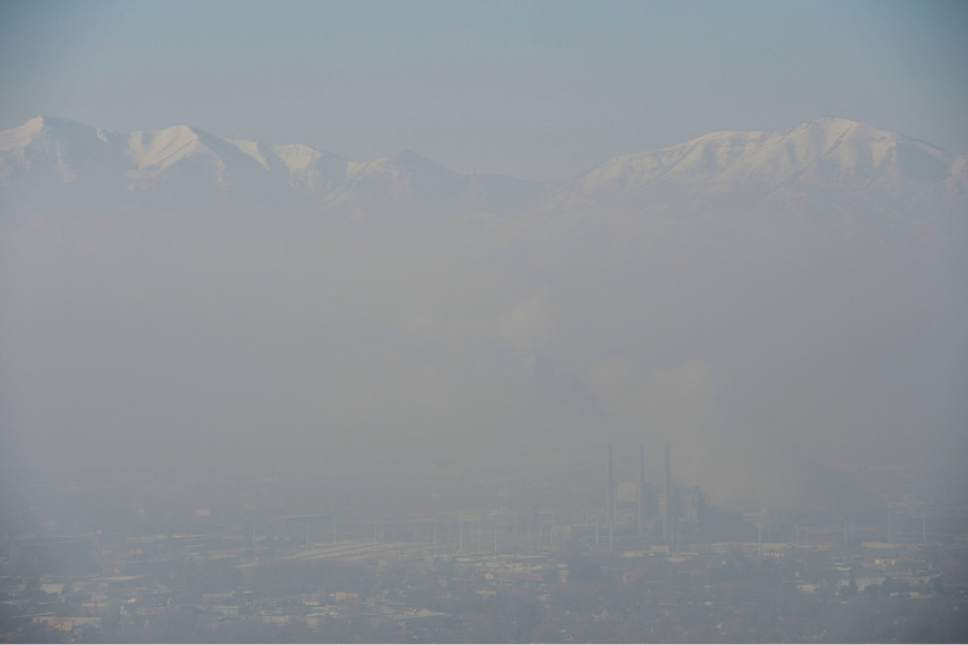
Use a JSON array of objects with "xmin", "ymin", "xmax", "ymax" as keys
[
  {"xmin": 0, "ymin": 116, "xmax": 537, "ymax": 212},
  {"xmin": 0, "ymin": 117, "xmax": 275, "ymax": 205},
  {"xmin": 341, "ymin": 150, "xmax": 465, "ymax": 202},
  {"xmin": 124, "ymin": 125, "xmax": 281, "ymax": 197},
  {"xmin": 0, "ymin": 115, "xmax": 963, "ymax": 213},
  {"xmin": 0, "ymin": 115, "xmax": 49, "ymax": 152},
  {"xmin": 222, "ymin": 139, "xmax": 351, "ymax": 194},
  {"xmin": 328, "ymin": 149, "xmax": 539, "ymax": 212},
  {"xmin": 558, "ymin": 117, "xmax": 965, "ymax": 213},
  {"xmin": 0, "ymin": 116, "xmax": 131, "ymax": 194}
]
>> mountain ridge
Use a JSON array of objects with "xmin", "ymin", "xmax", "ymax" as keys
[{"xmin": 2, "ymin": 115, "xmax": 965, "ymax": 213}]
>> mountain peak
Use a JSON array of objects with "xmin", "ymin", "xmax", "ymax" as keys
[
  {"xmin": 800, "ymin": 116, "xmax": 864, "ymax": 129},
  {"xmin": 393, "ymin": 148, "xmax": 449, "ymax": 171},
  {"xmin": 1, "ymin": 115, "xmax": 962, "ymax": 212},
  {"xmin": 24, "ymin": 115, "xmax": 111, "ymax": 134},
  {"xmin": 23, "ymin": 114, "xmax": 84, "ymax": 128},
  {"xmin": 788, "ymin": 116, "xmax": 884, "ymax": 140},
  {"xmin": 23, "ymin": 114, "xmax": 49, "ymax": 132},
  {"xmin": 0, "ymin": 116, "xmax": 46, "ymax": 152},
  {"xmin": 0, "ymin": 115, "xmax": 116, "ymax": 154},
  {"xmin": 562, "ymin": 116, "xmax": 964, "ymax": 211}
]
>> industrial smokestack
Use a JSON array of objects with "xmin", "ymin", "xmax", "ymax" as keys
[
  {"xmin": 637, "ymin": 444, "xmax": 645, "ymax": 539},
  {"xmin": 664, "ymin": 443, "xmax": 672, "ymax": 549},
  {"xmin": 607, "ymin": 444, "xmax": 615, "ymax": 552}
]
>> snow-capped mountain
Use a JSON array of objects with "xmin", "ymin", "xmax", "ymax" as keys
[
  {"xmin": 0, "ymin": 116, "xmax": 539, "ymax": 212},
  {"xmin": 1, "ymin": 115, "xmax": 964, "ymax": 213},
  {"xmin": 0, "ymin": 116, "xmax": 292, "ymax": 206},
  {"xmin": 327, "ymin": 149, "xmax": 541, "ymax": 213},
  {"xmin": 556, "ymin": 117, "xmax": 967, "ymax": 214}
]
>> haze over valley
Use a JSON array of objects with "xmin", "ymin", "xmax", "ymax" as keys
[
  {"xmin": 2, "ymin": 2, "xmax": 968, "ymax": 641},
  {"xmin": 2, "ymin": 115, "xmax": 965, "ymax": 516}
]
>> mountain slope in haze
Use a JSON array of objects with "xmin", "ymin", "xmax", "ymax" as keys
[
  {"xmin": 0, "ymin": 116, "xmax": 539, "ymax": 212},
  {"xmin": 3, "ymin": 118, "xmax": 967, "ymax": 511},
  {"xmin": 556, "ymin": 117, "xmax": 967, "ymax": 215},
  {"xmin": 327, "ymin": 149, "xmax": 541, "ymax": 214},
  {"xmin": 0, "ymin": 115, "xmax": 964, "ymax": 213}
]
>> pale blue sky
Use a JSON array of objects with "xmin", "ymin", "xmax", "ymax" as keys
[{"xmin": 1, "ymin": 0, "xmax": 966, "ymax": 178}]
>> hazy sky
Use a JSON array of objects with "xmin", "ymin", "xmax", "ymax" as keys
[
  {"xmin": 2, "ymin": 1, "xmax": 967, "ymax": 514},
  {"xmin": 1, "ymin": 0, "xmax": 967, "ymax": 178}
]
